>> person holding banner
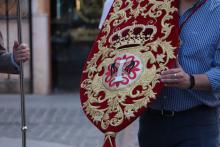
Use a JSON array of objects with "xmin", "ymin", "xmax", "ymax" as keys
[
  {"xmin": 138, "ymin": 0, "xmax": 220, "ymax": 146},
  {"xmin": 0, "ymin": 31, "xmax": 30, "ymax": 73}
]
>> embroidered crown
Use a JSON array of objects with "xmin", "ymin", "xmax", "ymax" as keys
[{"xmin": 109, "ymin": 24, "xmax": 157, "ymax": 49}]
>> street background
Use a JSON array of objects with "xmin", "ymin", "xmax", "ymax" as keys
[
  {"xmin": 0, "ymin": 94, "xmax": 139, "ymax": 147},
  {"xmin": 1, "ymin": 0, "xmax": 220, "ymax": 147}
]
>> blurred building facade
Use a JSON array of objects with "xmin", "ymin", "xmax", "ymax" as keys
[{"xmin": 0, "ymin": 0, "xmax": 104, "ymax": 95}]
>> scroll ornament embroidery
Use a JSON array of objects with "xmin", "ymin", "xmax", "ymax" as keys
[{"xmin": 80, "ymin": 0, "xmax": 179, "ymax": 146}]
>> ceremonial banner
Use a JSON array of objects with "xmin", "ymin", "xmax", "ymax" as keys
[{"xmin": 80, "ymin": 0, "xmax": 179, "ymax": 146}]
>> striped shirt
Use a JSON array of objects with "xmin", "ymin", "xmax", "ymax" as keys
[{"xmin": 150, "ymin": 0, "xmax": 220, "ymax": 111}]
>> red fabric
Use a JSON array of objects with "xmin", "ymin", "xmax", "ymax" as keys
[
  {"xmin": 80, "ymin": 0, "xmax": 179, "ymax": 147},
  {"xmin": 103, "ymin": 135, "xmax": 116, "ymax": 147}
]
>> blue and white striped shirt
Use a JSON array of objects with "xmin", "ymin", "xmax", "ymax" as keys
[{"xmin": 150, "ymin": 0, "xmax": 220, "ymax": 111}]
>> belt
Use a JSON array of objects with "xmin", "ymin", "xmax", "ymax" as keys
[{"xmin": 146, "ymin": 105, "xmax": 212, "ymax": 118}]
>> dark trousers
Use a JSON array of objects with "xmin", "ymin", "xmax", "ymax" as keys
[{"xmin": 138, "ymin": 105, "xmax": 219, "ymax": 147}]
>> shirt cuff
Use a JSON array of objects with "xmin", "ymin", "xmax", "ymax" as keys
[
  {"xmin": 10, "ymin": 54, "xmax": 20, "ymax": 71},
  {"xmin": 205, "ymin": 68, "xmax": 220, "ymax": 93}
]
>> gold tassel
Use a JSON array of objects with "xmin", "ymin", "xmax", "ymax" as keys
[{"xmin": 104, "ymin": 132, "xmax": 116, "ymax": 147}]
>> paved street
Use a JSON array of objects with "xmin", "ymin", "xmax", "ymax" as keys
[
  {"xmin": 0, "ymin": 94, "xmax": 139, "ymax": 147},
  {"xmin": 1, "ymin": 94, "xmax": 220, "ymax": 147}
]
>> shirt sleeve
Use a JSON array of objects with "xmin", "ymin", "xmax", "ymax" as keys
[
  {"xmin": 205, "ymin": 37, "xmax": 220, "ymax": 94},
  {"xmin": 10, "ymin": 53, "xmax": 20, "ymax": 71}
]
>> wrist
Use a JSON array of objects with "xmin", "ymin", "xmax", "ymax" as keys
[
  {"xmin": 11, "ymin": 53, "xmax": 20, "ymax": 70},
  {"xmin": 188, "ymin": 74, "xmax": 195, "ymax": 89},
  {"xmin": 13, "ymin": 54, "xmax": 18, "ymax": 64}
]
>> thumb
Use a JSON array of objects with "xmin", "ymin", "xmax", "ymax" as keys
[{"xmin": 176, "ymin": 55, "xmax": 182, "ymax": 68}]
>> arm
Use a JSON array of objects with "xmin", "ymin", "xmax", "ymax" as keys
[
  {"xmin": 160, "ymin": 57, "xmax": 218, "ymax": 92},
  {"xmin": 205, "ymin": 38, "xmax": 220, "ymax": 93},
  {"xmin": 0, "ymin": 32, "xmax": 19, "ymax": 74},
  {"xmin": 0, "ymin": 53, "xmax": 19, "ymax": 74},
  {"xmin": 0, "ymin": 32, "xmax": 30, "ymax": 74},
  {"xmin": 193, "ymin": 74, "xmax": 211, "ymax": 91}
]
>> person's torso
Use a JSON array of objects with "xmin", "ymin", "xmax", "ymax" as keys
[{"xmin": 150, "ymin": 0, "xmax": 220, "ymax": 111}]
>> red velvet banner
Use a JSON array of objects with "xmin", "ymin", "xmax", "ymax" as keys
[{"xmin": 80, "ymin": 0, "xmax": 179, "ymax": 147}]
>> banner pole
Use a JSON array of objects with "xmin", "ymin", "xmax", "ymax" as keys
[{"xmin": 16, "ymin": 0, "xmax": 27, "ymax": 147}]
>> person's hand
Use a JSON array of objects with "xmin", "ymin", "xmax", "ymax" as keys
[
  {"xmin": 160, "ymin": 58, "xmax": 191, "ymax": 89},
  {"xmin": 13, "ymin": 41, "xmax": 30, "ymax": 64}
]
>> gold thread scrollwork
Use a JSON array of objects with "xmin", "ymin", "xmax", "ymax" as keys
[{"xmin": 81, "ymin": 0, "xmax": 177, "ymax": 130}]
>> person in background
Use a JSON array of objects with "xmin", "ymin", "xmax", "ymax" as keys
[
  {"xmin": 139, "ymin": 0, "xmax": 220, "ymax": 146},
  {"xmin": 0, "ymin": 31, "xmax": 30, "ymax": 74}
]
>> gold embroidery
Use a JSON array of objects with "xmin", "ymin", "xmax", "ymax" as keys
[{"xmin": 81, "ymin": 0, "xmax": 177, "ymax": 130}]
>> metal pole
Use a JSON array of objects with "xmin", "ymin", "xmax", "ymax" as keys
[
  {"xmin": 28, "ymin": 0, "xmax": 33, "ymax": 92},
  {"xmin": 5, "ymin": 0, "xmax": 11, "ymax": 79},
  {"xmin": 5, "ymin": 0, "xmax": 9, "ymax": 52},
  {"xmin": 16, "ymin": 0, "xmax": 27, "ymax": 147}
]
